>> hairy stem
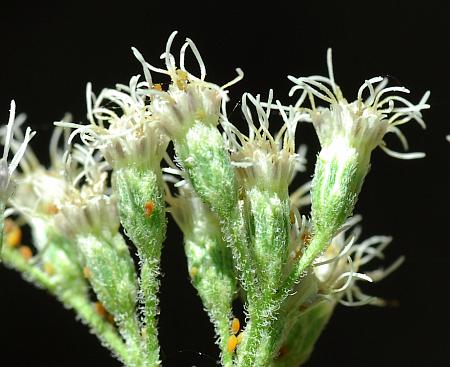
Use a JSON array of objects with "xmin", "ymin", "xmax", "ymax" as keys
[
  {"xmin": 113, "ymin": 166, "xmax": 166, "ymax": 367},
  {"xmin": 1, "ymin": 247, "xmax": 130, "ymax": 364}
]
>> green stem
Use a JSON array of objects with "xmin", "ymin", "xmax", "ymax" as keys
[
  {"xmin": 185, "ymin": 236, "xmax": 235, "ymax": 367},
  {"xmin": 2, "ymin": 246, "xmax": 57, "ymax": 290},
  {"xmin": 66, "ymin": 294, "xmax": 132, "ymax": 366},
  {"xmin": 1, "ymin": 247, "xmax": 129, "ymax": 364},
  {"xmin": 139, "ymin": 259, "xmax": 161, "ymax": 366},
  {"xmin": 237, "ymin": 304, "xmax": 274, "ymax": 367},
  {"xmin": 113, "ymin": 166, "xmax": 166, "ymax": 367},
  {"xmin": 119, "ymin": 313, "xmax": 147, "ymax": 367},
  {"xmin": 75, "ymin": 232, "xmax": 145, "ymax": 366},
  {"xmin": 224, "ymin": 205, "xmax": 259, "ymax": 304}
]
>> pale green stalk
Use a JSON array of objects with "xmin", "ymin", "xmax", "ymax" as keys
[
  {"xmin": 235, "ymin": 189, "xmax": 291, "ymax": 367},
  {"xmin": 113, "ymin": 166, "xmax": 166, "ymax": 367},
  {"xmin": 171, "ymin": 192, "xmax": 237, "ymax": 367},
  {"xmin": 76, "ymin": 233, "xmax": 145, "ymax": 367},
  {"xmin": 185, "ymin": 236, "xmax": 235, "ymax": 367},
  {"xmin": 1, "ymin": 245, "xmax": 130, "ymax": 365}
]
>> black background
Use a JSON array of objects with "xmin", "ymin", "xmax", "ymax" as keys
[{"xmin": 0, "ymin": 1, "xmax": 448, "ymax": 366}]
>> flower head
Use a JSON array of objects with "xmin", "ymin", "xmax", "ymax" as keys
[
  {"xmin": 313, "ymin": 215, "xmax": 404, "ymax": 306},
  {"xmin": 132, "ymin": 31, "xmax": 243, "ymax": 142},
  {"xmin": 7, "ymin": 119, "xmax": 113, "ymax": 246},
  {"xmin": 9, "ymin": 118, "xmax": 71, "ymax": 221},
  {"xmin": 222, "ymin": 91, "xmax": 306, "ymax": 197},
  {"xmin": 53, "ymin": 145, "xmax": 118, "ymax": 239},
  {"xmin": 0, "ymin": 101, "xmax": 35, "ymax": 204},
  {"xmin": 287, "ymin": 50, "xmax": 430, "ymax": 240},
  {"xmin": 56, "ymin": 77, "xmax": 169, "ymax": 170},
  {"xmin": 288, "ymin": 49, "xmax": 430, "ymax": 164}
]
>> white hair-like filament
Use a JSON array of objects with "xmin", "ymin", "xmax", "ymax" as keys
[{"xmin": 287, "ymin": 50, "xmax": 430, "ymax": 160}]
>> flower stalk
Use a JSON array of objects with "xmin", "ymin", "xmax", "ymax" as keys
[
  {"xmin": 167, "ymin": 185, "xmax": 237, "ymax": 367},
  {"xmin": 113, "ymin": 166, "xmax": 166, "ymax": 367}
]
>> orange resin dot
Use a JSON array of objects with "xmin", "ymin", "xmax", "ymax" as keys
[
  {"xmin": 152, "ymin": 83, "xmax": 163, "ymax": 91},
  {"xmin": 236, "ymin": 331, "xmax": 244, "ymax": 344},
  {"xmin": 227, "ymin": 334, "xmax": 238, "ymax": 353},
  {"xmin": 94, "ymin": 302, "xmax": 107, "ymax": 317},
  {"xmin": 189, "ymin": 266, "xmax": 198, "ymax": 278},
  {"xmin": 6, "ymin": 226, "xmax": 22, "ymax": 248},
  {"xmin": 231, "ymin": 317, "xmax": 240, "ymax": 335},
  {"xmin": 275, "ymin": 345, "xmax": 288, "ymax": 360},
  {"xmin": 144, "ymin": 201, "xmax": 155, "ymax": 217},
  {"xmin": 299, "ymin": 303, "xmax": 309, "ymax": 312},
  {"xmin": 45, "ymin": 202, "xmax": 59, "ymax": 215},
  {"xmin": 19, "ymin": 246, "xmax": 33, "ymax": 261},
  {"xmin": 43, "ymin": 263, "xmax": 55, "ymax": 276},
  {"xmin": 106, "ymin": 313, "xmax": 115, "ymax": 325},
  {"xmin": 83, "ymin": 267, "xmax": 92, "ymax": 279}
]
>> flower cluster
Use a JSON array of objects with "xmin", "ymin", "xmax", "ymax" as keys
[{"xmin": 0, "ymin": 33, "xmax": 431, "ymax": 367}]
